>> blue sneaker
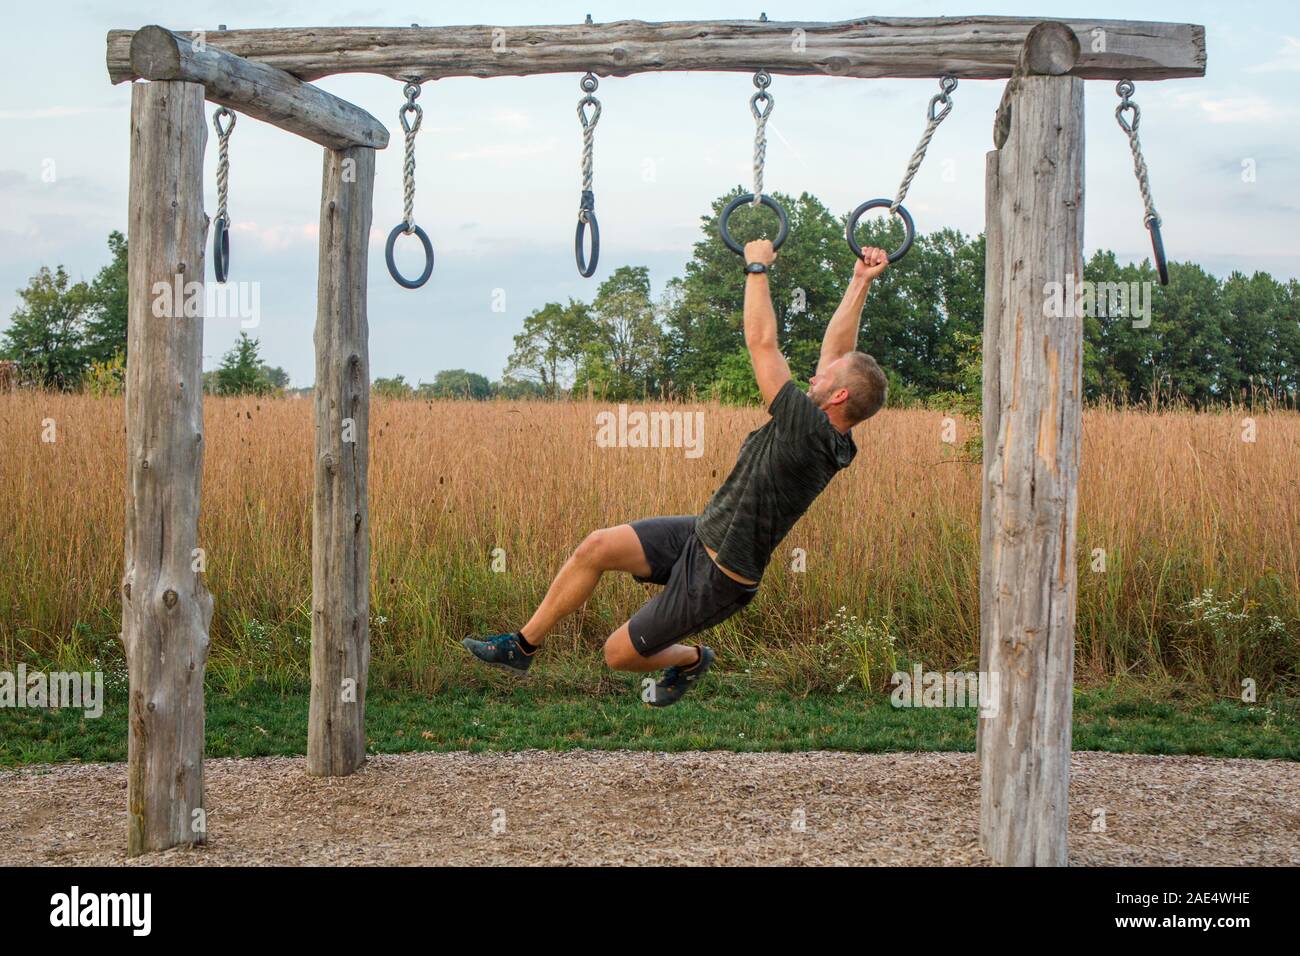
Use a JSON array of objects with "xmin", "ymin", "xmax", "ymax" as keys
[
  {"xmin": 462, "ymin": 633, "xmax": 534, "ymax": 675},
  {"xmin": 648, "ymin": 646, "xmax": 715, "ymax": 707}
]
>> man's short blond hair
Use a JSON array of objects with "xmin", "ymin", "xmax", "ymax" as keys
[{"xmin": 838, "ymin": 352, "xmax": 888, "ymax": 424}]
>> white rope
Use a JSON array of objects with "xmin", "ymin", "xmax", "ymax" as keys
[
  {"xmin": 577, "ymin": 74, "xmax": 600, "ymax": 222},
  {"xmin": 400, "ymin": 82, "xmax": 423, "ymax": 234},
  {"xmin": 892, "ymin": 77, "xmax": 956, "ymax": 213},
  {"xmin": 1115, "ymin": 81, "xmax": 1160, "ymax": 226},
  {"xmin": 750, "ymin": 70, "xmax": 773, "ymax": 206},
  {"xmin": 212, "ymin": 108, "xmax": 236, "ymax": 224}
]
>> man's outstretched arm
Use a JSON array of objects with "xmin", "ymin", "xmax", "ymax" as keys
[
  {"xmin": 742, "ymin": 239, "xmax": 791, "ymax": 408},
  {"xmin": 816, "ymin": 247, "xmax": 888, "ymax": 377}
]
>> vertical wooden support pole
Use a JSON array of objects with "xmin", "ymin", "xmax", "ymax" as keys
[
  {"xmin": 308, "ymin": 146, "xmax": 375, "ymax": 775},
  {"xmin": 122, "ymin": 80, "xmax": 213, "ymax": 856},
  {"xmin": 978, "ymin": 72, "xmax": 1085, "ymax": 866}
]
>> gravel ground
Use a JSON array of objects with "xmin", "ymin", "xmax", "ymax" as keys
[{"xmin": 2, "ymin": 750, "xmax": 1297, "ymax": 866}]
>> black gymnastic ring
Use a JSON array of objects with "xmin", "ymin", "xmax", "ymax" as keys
[
  {"xmin": 719, "ymin": 193, "xmax": 790, "ymax": 257},
  {"xmin": 1148, "ymin": 218, "xmax": 1168, "ymax": 287},
  {"xmin": 385, "ymin": 223, "xmax": 434, "ymax": 289},
  {"xmin": 846, "ymin": 198, "xmax": 915, "ymax": 264},
  {"xmin": 213, "ymin": 217, "xmax": 230, "ymax": 283},
  {"xmin": 575, "ymin": 212, "xmax": 599, "ymax": 278}
]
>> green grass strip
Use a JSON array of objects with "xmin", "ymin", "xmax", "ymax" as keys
[{"xmin": 1, "ymin": 677, "xmax": 1295, "ymax": 766}]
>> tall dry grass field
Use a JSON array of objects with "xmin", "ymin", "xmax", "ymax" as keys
[{"xmin": 2, "ymin": 392, "xmax": 1296, "ymax": 696}]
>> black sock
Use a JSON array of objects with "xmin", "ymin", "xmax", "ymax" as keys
[{"xmin": 515, "ymin": 631, "xmax": 538, "ymax": 654}]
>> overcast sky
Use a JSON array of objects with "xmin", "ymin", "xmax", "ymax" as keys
[{"xmin": 1, "ymin": 1, "xmax": 1297, "ymax": 387}]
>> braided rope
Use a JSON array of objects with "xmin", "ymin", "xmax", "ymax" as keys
[
  {"xmin": 892, "ymin": 77, "xmax": 956, "ymax": 213},
  {"xmin": 400, "ymin": 82, "xmax": 423, "ymax": 234},
  {"xmin": 750, "ymin": 70, "xmax": 773, "ymax": 207},
  {"xmin": 212, "ymin": 108, "xmax": 235, "ymax": 224},
  {"xmin": 1115, "ymin": 81, "xmax": 1160, "ymax": 226},
  {"xmin": 577, "ymin": 74, "xmax": 601, "ymax": 222}
]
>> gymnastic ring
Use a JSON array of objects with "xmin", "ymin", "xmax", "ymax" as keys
[
  {"xmin": 719, "ymin": 193, "xmax": 789, "ymax": 257},
  {"xmin": 846, "ymin": 198, "xmax": 915, "ymax": 264},
  {"xmin": 212, "ymin": 217, "xmax": 230, "ymax": 283},
  {"xmin": 1147, "ymin": 217, "xmax": 1169, "ymax": 286},
  {"xmin": 386, "ymin": 223, "xmax": 434, "ymax": 289},
  {"xmin": 575, "ymin": 210, "xmax": 599, "ymax": 278}
]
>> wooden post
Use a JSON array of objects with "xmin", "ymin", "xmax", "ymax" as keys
[
  {"xmin": 121, "ymin": 80, "xmax": 213, "ymax": 856},
  {"xmin": 978, "ymin": 70, "xmax": 1085, "ymax": 866},
  {"xmin": 308, "ymin": 146, "xmax": 374, "ymax": 776}
]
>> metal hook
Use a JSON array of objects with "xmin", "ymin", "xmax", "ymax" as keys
[{"xmin": 1115, "ymin": 80, "xmax": 1140, "ymax": 133}]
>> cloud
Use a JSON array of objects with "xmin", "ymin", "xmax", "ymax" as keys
[
  {"xmin": 232, "ymin": 220, "xmax": 319, "ymax": 251},
  {"xmin": 1246, "ymin": 37, "xmax": 1300, "ymax": 73},
  {"xmin": 1169, "ymin": 92, "xmax": 1292, "ymax": 124}
]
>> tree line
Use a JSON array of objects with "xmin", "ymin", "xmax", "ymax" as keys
[
  {"xmin": 502, "ymin": 189, "xmax": 1299, "ymax": 410},
  {"xmin": 5, "ymin": 192, "xmax": 1298, "ymax": 408}
]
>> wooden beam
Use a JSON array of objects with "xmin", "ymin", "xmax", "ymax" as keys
[
  {"xmin": 128, "ymin": 26, "xmax": 388, "ymax": 151},
  {"xmin": 106, "ymin": 17, "xmax": 1205, "ymax": 84},
  {"xmin": 978, "ymin": 73, "xmax": 1084, "ymax": 866},
  {"xmin": 122, "ymin": 80, "xmax": 214, "ymax": 856},
  {"xmin": 308, "ymin": 146, "xmax": 374, "ymax": 776}
]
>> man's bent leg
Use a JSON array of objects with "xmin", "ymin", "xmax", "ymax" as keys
[
  {"xmin": 603, "ymin": 623, "xmax": 700, "ymax": 672},
  {"xmin": 520, "ymin": 525, "xmax": 651, "ymax": 647}
]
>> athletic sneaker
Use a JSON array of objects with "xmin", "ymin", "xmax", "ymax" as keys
[
  {"xmin": 462, "ymin": 633, "xmax": 533, "ymax": 675},
  {"xmin": 647, "ymin": 646, "xmax": 715, "ymax": 707}
]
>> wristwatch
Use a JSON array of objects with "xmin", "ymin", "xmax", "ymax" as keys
[{"xmin": 744, "ymin": 261, "xmax": 769, "ymax": 275}]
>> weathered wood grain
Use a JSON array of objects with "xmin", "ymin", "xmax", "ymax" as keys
[
  {"xmin": 994, "ymin": 21, "xmax": 1080, "ymax": 148},
  {"xmin": 129, "ymin": 26, "xmax": 388, "ymax": 150},
  {"xmin": 978, "ymin": 73, "xmax": 1084, "ymax": 867},
  {"xmin": 106, "ymin": 17, "xmax": 1205, "ymax": 84},
  {"xmin": 121, "ymin": 80, "xmax": 214, "ymax": 856},
  {"xmin": 308, "ymin": 146, "xmax": 374, "ymax": 776},
  {"xmin": 976, "ymin": 146, "xmax": 1004, "ymax": 769}
]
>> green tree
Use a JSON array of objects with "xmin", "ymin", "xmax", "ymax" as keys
[
  {"xmin": 373, "ymin": 374, "xmax": 415, "ymax": 399},
  {"xmin": 663, "ymin": 189, "xmax": 846, "ymax": 396},
  {"xmin": 495, "ymin": 376, "xmax": 546, "ymax": 399},
  {"xmin": 424, "ymin": 369, "xmax": 493, "ymax": 399},
  {"xmin": 505, "ymin": 300, "xmax": 593, "ymax": 397},
  {"xmin": 1, "ymin": 266, "xmax": 93, "ymax": 390},
  {"xmin": 83, "ymin": 231, "xmax": 129, "ymax": 365},
  {"xmin": 709, "ymin": 345, "xmax": 762, "ymax": 405},
  {"xmin": 1221, "ymin": 270, "xmax": 1296, "ymax": 402},
  {"xmin": 855, "ymin": 226, "xmax": 984, "ymax": 397},
  {"xmin": 1150, "ymin": 263, "xmax": 1232, "ymax": 407},
  {"xmin": 573, "ymin": 266, "xmax": 662, "ymax": 399},
  {"xmin": 215, "ymin": 333, "xmax": 274, "ymax": 395},
  {"xmin": 662, "ymin": 188, "xmax": 984, "ymax": 403}
]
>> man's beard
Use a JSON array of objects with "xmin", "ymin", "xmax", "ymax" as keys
[{"xmin": 807, "ymin": 379, "xmax": 832, "ymax": 408}]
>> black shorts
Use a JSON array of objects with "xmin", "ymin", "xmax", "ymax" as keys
[{"xmin": 626, "ymin": 515, "xmax": 759, "ymax": 657}]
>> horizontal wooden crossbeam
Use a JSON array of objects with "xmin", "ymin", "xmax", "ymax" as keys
[
  {"xmin": 126, "ymin": 26, "xmax": 388, "ymax": 150},
  {"xmin": 106, "ymin": 17, "xmax": 1206, "ymax": 85}
]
